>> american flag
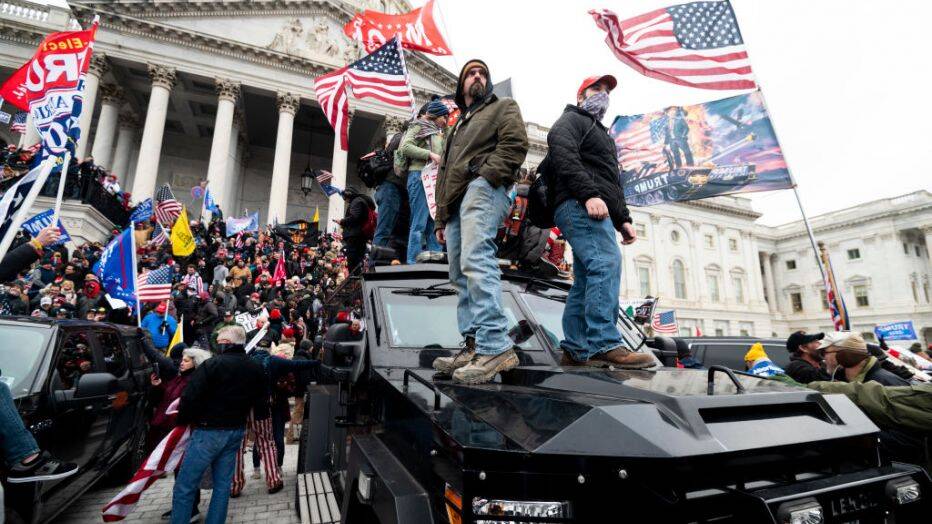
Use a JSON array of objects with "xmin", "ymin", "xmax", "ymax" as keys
[
  {"xmin": 316, "ymin": 170, "xmax": 333, "ymax": 185},
  {"xmin": 10, "ymin": 111, "xmax": 27, "ymax": 133},
  {"xmin": 615, "ymin": 116, "xmax": 671, "ymax": 170},
  {"xmin": 136, "ymin": 265, "xmax": 173, "ymax": 302},
  {"xmin": 590, "ymin": 1, "xmax": 756, "ymax": 90},
  {"xmin": 820, "ymin": 247, "xmax": 849, "ymax": 331},
  {"xmin": 154, "ymin": 184, "xmax": 182, "ymax": 225},
  {"xmin": 652, "ymin": 310, "xmax": 679, "ymax": 334},
  {"xmin": 148, "ymin": 222, "xmax": 168, "ymax": 247},
  {"xmin": 314, "ymin": 37, "xmax": 413, "ymax": 151}
]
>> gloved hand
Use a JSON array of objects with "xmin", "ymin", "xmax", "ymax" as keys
[{"xmin": 321, "ymin": 364, "xmax": 349, "ymax": 381}]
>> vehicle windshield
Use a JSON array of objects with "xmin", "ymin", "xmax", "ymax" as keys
[
  {"xmin": 0, "ymin": 324, "xmax": 51, "ymax": 397},
  {"xmin": 520, "ymin": 292, "xmax": 646, "ymax": 351},
  {"xmin": 379, "ymin": 287, "xmax": 541, "ymax": 350}
]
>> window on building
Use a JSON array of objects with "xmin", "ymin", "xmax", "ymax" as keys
[
  {"xmin": 732, "ymin": 276, "xmax": 745, "ymax": 303},
  {"xmin": 786, "ymin": 259, "xmax": 797, "ymax": 270},
  {"xmin": 728, "ymin": 238, "xmax": 738, "ymax": 252},
  {"xmin": 672, "ymin": 260, "xmax": 687, "ymax": 299},
  {"xmin": 635, "ymin": 223, "xmax": 647, "ymax": 239},
  {"xmin": 714, "ymin": 320, "xmax": 729, "ymax": 336},
  {"xmin": 854, "ymin": 285, "xmax": 869, "ymax": 307},
  {"xmin": 791, "ymin": 292, "xmax": 803, "ymax": 312},
  {"xmin": 706, "ymin": 274, "xmax": 720, "ymax": 302},
  {"xmin": 820, "ymin": 289, "xmax": 829, "ymax": 310},
  {"xmin": 738, "ymin": 322, "xmax": 754, "ymax": 337},
  {"xmin": 704, "ymin": 234, "xmax": 714, "ymax": 248},
  {"xmin": 638, "ymin": 266, "xmax": 652, "ymax": 297},
  {"xmin": 671, "ymin": 230, "xmax": 681, "ymax": 243},
  {"xmin": 847, "ymin": 248, "xmax": 861, "ymax": 260},
  {"xmin": 916, "ymin": 245, "xmax": 922, "ymax": 257},
  {"xmin": 903, "ymin": 242, "xmax": 909, "ymax": 255}
]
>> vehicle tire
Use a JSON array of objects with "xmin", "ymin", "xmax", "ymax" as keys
[{"xmin": 109, "ymin": 421, "xmax": 149, "ymax": 483}]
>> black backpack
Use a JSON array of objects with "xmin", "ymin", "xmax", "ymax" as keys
[
  {"xmin": 357, "ymin": 131, "xmax": 404, "ymax": 188},
  {"xmin": 527, "ymin": 120, "xmax": 598, "ymax": 229}
]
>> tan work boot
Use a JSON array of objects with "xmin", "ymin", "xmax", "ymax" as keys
[
  {"xmin": 452, "ymin": 348, "xmax": 519, "ymax": 384},
  {"xmin": 432, "ymin": 337, "xmax": 476, "ymax": 376},
  {"xmin": 589, "ymin": 347, "xmax": 655, "ymax": 369},
  {"xmin": 560, "ymin": 351, "xmax": 587, "ymax": 366}
]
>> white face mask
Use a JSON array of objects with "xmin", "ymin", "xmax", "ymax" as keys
[{"xmin": 580, "ymin": 91, "xmax": 610, "ymax": 121}]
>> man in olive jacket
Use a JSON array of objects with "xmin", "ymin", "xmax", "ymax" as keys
[{"xmin": 432, "ymin": 59, "xmax": 529, "ymax": 384}]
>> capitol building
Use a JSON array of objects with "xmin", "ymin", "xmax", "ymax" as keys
[{"xmin": 2, "ymin": 1, "xmax": 930, "ymax": 345}]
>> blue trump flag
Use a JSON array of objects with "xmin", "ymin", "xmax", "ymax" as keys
[
  {"xmin": 204, "ymin": 189, "xmax": 220, "ymax": 216},
  {"xmin": 130, "ymin": 198, "xmax": 153, "ymax": 223},
  {"xmin": 225, "ymin": 212, "xmax": 259, "ymax": 236},
  {"xmin": 21, "ymin": 209, "xmax": 71, "ymax": 245},
  {"xmin": 93, "ymin": 227, "xmax": 136, "ymax": 305}
]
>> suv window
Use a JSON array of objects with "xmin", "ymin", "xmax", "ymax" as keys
[
  {"xmin": 54, "ymin": 331, "xmax": 95, "ymax": 391},
  {"xmin": 379, "ymin": 287, "xmax": 541, "ymax": 351},
  {"xmin": 0, "ymin": 324, "xmax": 51, "ymax": 396},
  {"xmin": 96, "ymin": 331, "xmax": 128, "ymax": 377}
]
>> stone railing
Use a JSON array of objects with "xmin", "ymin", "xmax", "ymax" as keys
[
  {"xmin": 0, "ymin": 0, "xmax": 73, "ymax": 30},
  {"xmin": 35, "ymin": 171, "xmax": 130, "ymax": 227}
]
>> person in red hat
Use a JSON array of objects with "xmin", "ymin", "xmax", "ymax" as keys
[
  {"xmin": 141, "ymin": 301, "xmax": 178, "ymax": 351},
  {"xmin": 544, "ymin": 74, "xmax": 654, "ymax": 370}
]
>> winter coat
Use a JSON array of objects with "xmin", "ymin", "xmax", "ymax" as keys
[
  {"xmin": 808, "ymin": 381, "xmax": 932, "ymax": 434},
  {"xmin": 339, "ymin": 194, "xmax": 375, "ymax": 240},
  {"xmin": 850, "ymin": 356, "xmax": 912, "ymax": 386},
  {"xmin": 141, "ymin": 311, "xmax": 177, "ymax": 349},
  {"xmin": 396, "ymin": 121, "xmax": 444, "ymax": 173},
  {"xmin": 149, "ymin": 371, "xmax": 194, "ymax": 429},
  {"xmin": 0, "ymin": 242, "xmax": 39, "ymax": 282},
  {"xmin": 434, "ymin": 61, "xmax": 528, "ymax": 229},
  {"xmin": 547, "ymin": 105, "xmax": 632, "ymax": 231}
]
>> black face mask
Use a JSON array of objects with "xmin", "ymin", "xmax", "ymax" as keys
[{"xmin": 217, "ymin": 343, "xmax": 244, "ymax": 354}]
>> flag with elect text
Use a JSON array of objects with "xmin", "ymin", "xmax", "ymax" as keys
[{"xmin": 590, "ymin": 1, "xmax": 756, "ymax": 90}]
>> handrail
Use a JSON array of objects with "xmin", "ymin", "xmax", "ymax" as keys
[
  {"xmin": 707, "ymin": 365, "xmax": 746, "ymax": 395},
  {"xmin": 402, "ymin": 369, "xmax": 441, "ymax": 410}
]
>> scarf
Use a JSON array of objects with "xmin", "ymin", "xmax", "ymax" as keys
[
  {"xmin": 414, "ymin": 119, "xmax": 443, "ymax": 140},
  {"xmin": 579, "ymin": 91, "xmax": 610, "ymax": 122}
]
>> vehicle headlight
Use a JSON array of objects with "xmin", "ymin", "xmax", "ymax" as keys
[
  {"xmin": 886, "ymin": 478, "xmax": 921, "ymax": 505},
  {"xmin": 472, "ymin": 498, "xmax": 571, "ymax": 522},
  {"xmin": 776, "ymin": 497, "xmax": 823, "ymax": 524}
]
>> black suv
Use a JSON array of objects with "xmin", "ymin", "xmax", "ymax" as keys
[
  {"xmin": 296, "ymin": 264, "xmax": 929, "ymax": 523},
  {"xmin": 0, "ymin": 317, "xmax": 152, "ymax": 524}
]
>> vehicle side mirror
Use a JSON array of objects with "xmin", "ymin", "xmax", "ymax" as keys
[{"xmin": 74, "ymin": 372, "xmax": 119, "ymax": 400}]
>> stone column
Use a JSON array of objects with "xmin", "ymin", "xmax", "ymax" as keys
[
  {"xmin": 110, "ymin": 113, "xmax": 138, "ymax": 181},
  {"xmin": 131, "ymin": 65, "xmax": 177, "ymax": 202},
  {"xmin": 760, "ymin": 252, "xmax": 778, "ymax": 313},
  {"xmin": 75, "ymin": 54, "xmax": 109, "ymax": 160},
  {"xmin": 90, "ymin": 84, "xmax": 123, "ymax": 168},
  {"xmin": 222, "ymin": 112, "xmax": 243, "ymax": 213},
  {"xmin": 328, "ymin": 110, "xmax": 353, "ymax": 230},
  {"xmin": 204, "ymin": 78, "xmax": 240, "ymax": 213},
  {"xmin": 267, "ymin": 92, "xmax": 300, "ymax": 225}
]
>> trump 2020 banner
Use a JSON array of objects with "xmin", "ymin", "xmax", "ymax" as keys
[{"xmin": 610, "ymin": 91, "xmax": 792, "ymax": 206}]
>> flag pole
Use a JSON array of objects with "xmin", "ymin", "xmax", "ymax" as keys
[{"xmin": 0, "ymin": 158, "xmax": 56, "ymax": 261}]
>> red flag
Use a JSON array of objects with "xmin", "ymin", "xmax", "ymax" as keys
[
  {"xmin": 343, "ymin": 0, "xmax": 451, "ymax": 55},
  {"xmin": 0, "ymin": 24, "xmax": 98, "ymax": 111},
  {"xmin": 272, "ymin": 251, "xmax": 287, "ymax": 284}
]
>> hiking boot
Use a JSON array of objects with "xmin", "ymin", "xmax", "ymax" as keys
[
  {"xmin": 452, "ymin": 348, "xmax": 519, "ymax": 384},
  {"xmin": 559, "ymin": 351, "xmax": 587, "ymax": 366},
  {"xmin": 432, "ymin": 336, "xmax": 476, "ymax": 376},
  {"xmin": 589, "ymin": 347, "xmax": 655, "ymax": 369},
  {"xmin": 6, "ymin": 451, "xmax": 78, "ymax": 484}
]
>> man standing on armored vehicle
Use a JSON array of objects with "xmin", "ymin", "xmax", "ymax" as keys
[{"xmin": 431, "ymin": 59, "xmax": 529, "ymax": 384}]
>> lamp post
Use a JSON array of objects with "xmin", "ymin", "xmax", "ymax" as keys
[{"xmin": 301, "ymin": 165, "xmax": 315, "ymax": 197}]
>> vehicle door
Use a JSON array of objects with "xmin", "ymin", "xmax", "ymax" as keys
[
  {"xmin": 37, "ymin": 328, "xmax": 110, "ymax": 513},
  {"xmin": 92, "ymin": 328, "xmax": 141, "ymax": 463}
]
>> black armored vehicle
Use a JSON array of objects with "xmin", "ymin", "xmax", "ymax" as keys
[{"xmin": 297, "ymin": 264, "xmax": 928, "ymax": 523}]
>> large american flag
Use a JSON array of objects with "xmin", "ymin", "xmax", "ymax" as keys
[
  {"xmin": 590, "ymin": 1, "xmax": 756, "ymax": 90},
  {"xmin": 154, "ymin": 184, "xmax": 182, "ymax": 225},
  {"xmin": 314, "ymin": 37, "xmax": 413, "ymax": 151},
  {"xmin": 615, "ymin": 116, "xmax": 671, "ymax": 171},
  {"xmin": 10, "ymin": 111, "xmax": 27, "ymax": 134},
  {"xmin": 136, "ymin": 265, "xmax": 173, "ymax": 302},
  {"xmin": 148, "ymin": 222, "xmax": 168, "ymax": 247},
  {"xmin": 316, "ymin": 170, "xmax": 333, "ymax": 185},
  {"xmin": 820, "ymin": 248, "xmax": 849, "ymax": 331},
  {"xmin": 652, "ymin": 310, "xmax": 679, "ymax": 334}
]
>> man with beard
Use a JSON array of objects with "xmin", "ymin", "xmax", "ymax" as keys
[
  {"xmin": 431, "ymin": 59, "xmax": 529, "ymax": 384},
  {"xmin": 545, "ymin": 75, "xmax": 654, "ymax": 369},
  {"xmin": 784, "ymin": 331, "xmax": 831, "ymax": 384}
]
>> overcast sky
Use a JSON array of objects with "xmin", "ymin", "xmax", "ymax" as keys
[{"xmin": 414, "ymin": 0, "xmax": 931, "ymax": 225}]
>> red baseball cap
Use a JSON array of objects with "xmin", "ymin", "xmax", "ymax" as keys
[{"xmin": 577, "ymin": 74, "xmax": 618, "ymax": 98}]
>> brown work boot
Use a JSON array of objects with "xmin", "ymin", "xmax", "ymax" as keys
[
  {"xmin": 452, "ymin": 348, "xmax": 520, "ymax": 384},
  {"xmin": 432, "ymin": 336, "xmax": 476, "ymax": 376},
  {"xmin": 589, "ymin": 347, "xmax": 655, "ymax": 369},
  {"xmin": 560, "ymin": 351, "xmax": 587, "ymax": 366}
]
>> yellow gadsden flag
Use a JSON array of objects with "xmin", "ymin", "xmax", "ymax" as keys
[
  {"xmin": 170, "ymin": 206, "xmax": 195, "ymax": 256},
  {"xmin": 311, "ymin": 206, "xmax": 319, "ymax": 223},
  {"xmin": 166, "ymin": 314, "xmax": 183, "ymax": 355}
]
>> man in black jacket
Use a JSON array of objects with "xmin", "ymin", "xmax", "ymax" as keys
[
  {"xmin": 545, "ymin": 75, "xmax": 653, "ymax": 369},
  {"xmin": 171, "ymin": 325, "xmax": 268, "ymax": 524},
  {"xmin": 336, "ymin": 186, "xmax": 374, "ymax": 272},
  {"xmin": 784, "ymin": 330, "xmax": 831, "ymax": 384}
]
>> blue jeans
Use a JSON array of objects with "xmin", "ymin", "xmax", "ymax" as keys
[
  {"xmin": 406, "ymin": 171, "xmax": 441, "ymax": 264},
  {"xmin": 445, "ymin": 176, "xmax": 513, "ymax": 355},
  {"xmin": 171, "ymin": 427, "xmax": 245, "ymax": 524},
  {"xmin": 373, "ymin": 182, "xmax": 401, "ymax": 247},
  {"xmin": 554, "ymin": 199, "xmax": 624, "ymax": 361},
  {"xmin": 0, "ymin": 382, "xmax": 39, "ymax": 466}
]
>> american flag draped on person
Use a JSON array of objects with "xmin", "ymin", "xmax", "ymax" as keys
[{"xmin": 314, "ymin": 36, "xmax": 414, "ymax": 151}]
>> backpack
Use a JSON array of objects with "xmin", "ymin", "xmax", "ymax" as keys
[
  {"xmin": 357, "ymin": 132, "xmax": 404, "ymax": 189},
  {"xmin": 527, "ymin": 120, "xmax": 599, "ymax": 229}
]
